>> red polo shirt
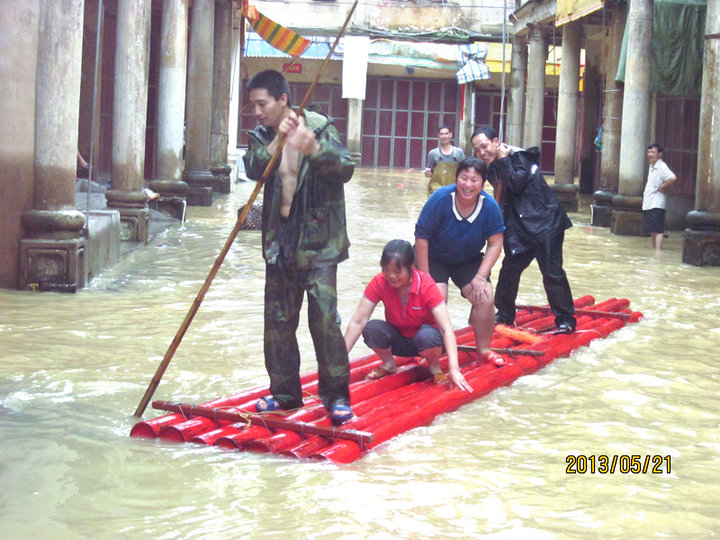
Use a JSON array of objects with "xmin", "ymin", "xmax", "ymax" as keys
[{"xmin": 363, "ymin": 269, "xmax": 445, "ymax": 337}]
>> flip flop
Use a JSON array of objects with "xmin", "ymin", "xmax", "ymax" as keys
[
  {"xmin": 330, "ymin": 403, "xmax": 355, "ymax": 426},
  {"xmin": 483, "ymin": 350, "xmax": 506, "ymax": 367},
  {"xmin": 366, "ymin": 366, "xmax": 397, "ymax": 380},
  {"xmin": 255, "ymin": 396, "xmax": 282, "ymax": 412}
]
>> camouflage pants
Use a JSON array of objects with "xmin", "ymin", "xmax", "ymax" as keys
[{"xmin": 264, "ymin": 263, "xmax": 350, "ymax": 410}]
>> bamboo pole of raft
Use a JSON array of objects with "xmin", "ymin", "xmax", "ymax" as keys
[
  {"xmin": 153, "ymin": 401, "xmax": 374, "ymax": 444},
  {"xmin": 515, "ymin": 305, "xmax": 634, "ymax": 321},
  {"xmin": 132, "ymin": 2, "xmax": 359, "ymax": 418}
]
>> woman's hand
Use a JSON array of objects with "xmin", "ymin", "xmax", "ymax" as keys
[
  {"xmin": 463, "ymin": 276, "xmax": 492, "ymax": 306},
  {"xmin": 449, "ymin": 368, "xmax": 473, "ymax": 393}
]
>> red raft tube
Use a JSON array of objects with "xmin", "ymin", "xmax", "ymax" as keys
[{"xmin": 131, "ymin": 297, "xmax": 643, "ymax": 464}]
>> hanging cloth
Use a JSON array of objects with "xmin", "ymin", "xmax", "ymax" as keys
[
  {"xmin": 615, "ymin": 0, "xmax": 706, "ymax": 97},
  {"xmin": 455, "ymin": 43, "xmax": 491, "ymax": 84}
]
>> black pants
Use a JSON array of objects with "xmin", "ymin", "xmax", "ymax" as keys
[{"xmin": 495, "ymin": 229, "xmax": 575, "ymax": 327}]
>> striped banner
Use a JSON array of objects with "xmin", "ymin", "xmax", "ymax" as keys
[{"xmin": 247, "ymin": 10, "xmax": 311, "ymax": 58}]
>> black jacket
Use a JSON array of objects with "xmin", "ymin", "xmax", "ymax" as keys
[{"xmin": 488, "ymin": 146, "xmax": 572, "ymax": 256}]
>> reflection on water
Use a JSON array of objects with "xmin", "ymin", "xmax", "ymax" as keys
[{"xmin": 1, "ymin": 169, "xmax": 719, "ymax": 538}]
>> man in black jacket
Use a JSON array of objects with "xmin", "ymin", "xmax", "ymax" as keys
[{"xmin": 472, "ymin": 126, "xmax": 576, "ymax": 333}]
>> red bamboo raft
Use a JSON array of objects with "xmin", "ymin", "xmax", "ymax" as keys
[{"xmin": 131, "ymin": 296, "xmax": 643, "ymax": 464}]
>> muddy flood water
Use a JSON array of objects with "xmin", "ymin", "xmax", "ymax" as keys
[{"xmin": 1, "ymin": 168, "xmax": 719, "ymax": 539}]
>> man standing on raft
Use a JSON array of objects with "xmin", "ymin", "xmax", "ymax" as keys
[
  {"xmin": 472, "ymin": 126, "xmax": 576, "ymax": 334},
  {"xmin": 243, "ymin": 69, "xmax": 355, "ymax": 425}
]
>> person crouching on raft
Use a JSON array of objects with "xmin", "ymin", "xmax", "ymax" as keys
[
  {"xmin": 344, "ymin": 239, "xmax": 472, "ymax": 392},
  {"xmin": 414, "ymin": 157, "xmax": 506, "ymax": 367}
]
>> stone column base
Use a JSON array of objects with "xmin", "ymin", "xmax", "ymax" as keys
[
  {"xmin": 611, "ymin": 209, "xmax": 645, "ymax": 236},
  {"xmin": 183, "ymin": 170, "xmax": 216, "ymax": 206},
  {"xmin": 591, "ymin": 190, "xmax": 617, "ymax": 227},
  {"xmin": 149, "ymin": 180, "xmax": 188, "ymax": 221},
  {"xmin": 105, "ymin": 190, "xmax": 150, "ymax": 242},
  {"xmin": 551, "ymin": 183, "xmax": 579, "ymax": 213},
  {"xmin": 610, "ymin": 194, "xmax": 644, "ymax": 236},
  {"xmin": 210, "ymin": 164, "xmax": 232, "ymax": 194},
  {"xmin": 19, "ymin": 210, "xmax": 87, "ymax": 292},
  {"xmin": 590, "ymin": 205, "xmax": 613, "ymax": 227},
  {"xmin": 115, "ymin": 207, "xmax": 150, "ymax": 242},
  {"xmin": 19, "ymin": 237, "xmax": 86, "ymax": 292},
  {"xmin": 682, "ymin": 229, "xmax": 720, "ymax": 266}
]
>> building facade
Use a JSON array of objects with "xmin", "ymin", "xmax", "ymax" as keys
[{"xmin": 1, "ymin": 0, "xmax": 717, "ymax": 293}]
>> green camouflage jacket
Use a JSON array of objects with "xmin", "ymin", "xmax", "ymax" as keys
[{"xmin": 243, "ymin": 110, "xmax": 354, "ymax": 268}]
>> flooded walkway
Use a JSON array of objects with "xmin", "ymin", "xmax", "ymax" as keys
[{"xmin": 1, "ymin": 168, "xmax": 719, "ymax": 538}]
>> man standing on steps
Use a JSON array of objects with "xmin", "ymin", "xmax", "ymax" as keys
[
  {"xmin": 472, "ymin": 125, "xmax": 576, "ymax": 334},
  {"xmin": 242, "ymin": 69, "xmax": 355, "ymax": 425}
]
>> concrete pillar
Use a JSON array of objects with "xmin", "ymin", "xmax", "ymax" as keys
[
  {"xmin": 151, "ymin": 0, "xmax": 190, "ymax": 220},
  {"xmin": 106, "ymin": 0, "xmax": 151, "ymax": 242},
  {"xmin": 593, "ymin": 1, "xmax": 626, "ymax": 226},
  {"xmin": 683, "ymin": 0, "xmax": 720, "ymax": 266},
  {"xmin": 19, "ymin": 0, "xmax": 86, "ymax": 292},
  {"xmin": 209, "ymin": 0, "xmax": 233, "ymax": 193},
  {"xmin": 227, "ymin": 17, "xmax": 242, "ymax": 180},
  {"xmin": 553, "ymin": 21, "xmax": 581, "ymax": 212},
  {"xmin": 346, "ymin": 98, "xmax": 363, "ymax": 165},
  {"xmin": 183, "ymin": 0, "xmax": 216, "ymax": 206},
  {"xmin": 0, "ymin": 2, "xmax": 38, "ymax": 289},
  {"xmin": 506, "ymin": 37, "xmax": 527, "ymax": 148},
  {"xmin": 611, "ymin": 0, "xmax": 652, "ymax": 236},
  {"xmin": 579, "ymin": 36, "xmax": 601, "ymax": 195},
  {"xmin": 524, "ymin": 25, "xmax": 548, "ymax": 149}
]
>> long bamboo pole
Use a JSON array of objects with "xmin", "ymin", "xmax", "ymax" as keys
[{"xmin": 133, "ymin": 1, "xmax": 358, "ymax": 417}]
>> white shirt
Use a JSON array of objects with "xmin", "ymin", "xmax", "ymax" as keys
[{"xmin": 642, "ymin": 158, "xmax": 675, "ymax": 210}]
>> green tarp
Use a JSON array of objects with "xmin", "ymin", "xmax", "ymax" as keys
[{"xmin": 616, "ymin": 0, "xmax": 706, "ymax": 97}]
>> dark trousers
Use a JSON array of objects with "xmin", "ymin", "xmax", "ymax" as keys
[
  {"xmin": 495, "ymin": 229, "xmax": 575, "ymax": 327},
  {"xmin": 264, "ymin": 263, "xmax": 350, "ymax": 410}
]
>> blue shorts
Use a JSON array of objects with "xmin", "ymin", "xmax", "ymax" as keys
[{"xmin": 362, "ymin": 319, "xmax": 443, "ymax": 356}]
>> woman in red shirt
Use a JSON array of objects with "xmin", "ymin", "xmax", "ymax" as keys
[{"xmin": 344, "ymin": 240, "xmax": 472, "ymax": 392}]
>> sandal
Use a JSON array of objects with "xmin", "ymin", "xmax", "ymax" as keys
[
  {"xmin": 329, "ymin": 403, "xmax": 355, "ymax": 426},
  {"xmin": 255, "ymin": 396, "xmax": 282, "ymax": 412},
  {"xmin": 366, "ymin": 366, "xmax": 397, "ymax": 380},
  {"xmin": 431, "ymin": 372, "xmax": 449, "ymax": 385},
  {"xmin": 483, "ymin": 350, "xmax": 506, "ymax": 367}
]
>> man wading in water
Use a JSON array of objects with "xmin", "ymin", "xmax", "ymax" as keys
[{"xmin": 243, "ymin": 69, "xmax": 355, "ymax": 425}]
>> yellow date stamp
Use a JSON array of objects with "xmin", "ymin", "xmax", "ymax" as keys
[{"xmin": 565, "ymin": 454, "xmax": 672, "ymax": 474}]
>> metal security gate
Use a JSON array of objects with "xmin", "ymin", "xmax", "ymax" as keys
[{"xmin": 361, "ymin": 77, "xmax": 461, "ymax": 169}]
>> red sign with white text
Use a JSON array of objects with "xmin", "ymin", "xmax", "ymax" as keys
[{"xmin": 283, "ymin": 63, "xmax": 302, "ymax": 74}]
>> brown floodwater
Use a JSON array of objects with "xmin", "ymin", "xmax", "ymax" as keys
[{"xmin": 1, "ymin": 168, "xmax": 719, "ymax": 538}]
